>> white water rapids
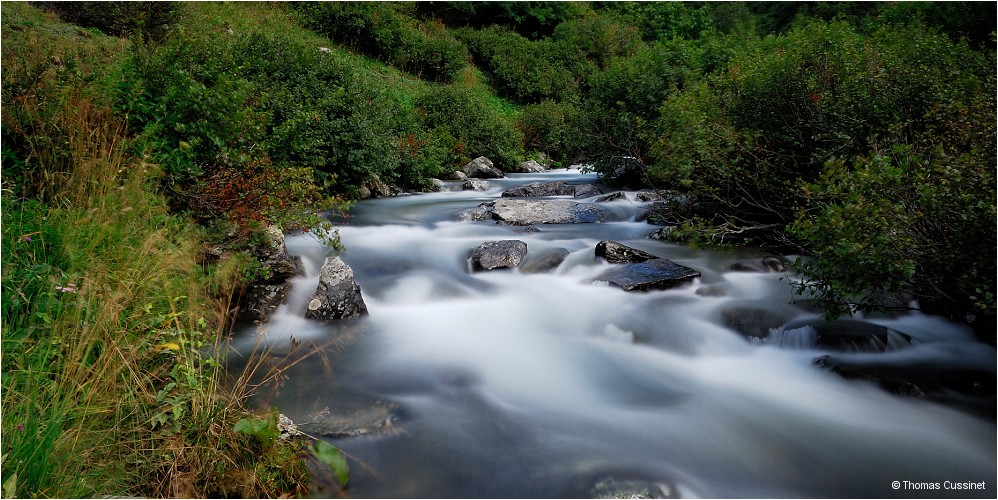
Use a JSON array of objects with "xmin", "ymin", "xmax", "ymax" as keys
[{"xmin": 231, "ymin": 169, "xmax": 995, "ymax": 498}]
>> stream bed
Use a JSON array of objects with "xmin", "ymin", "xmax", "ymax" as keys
[{"xmin": 230, "ymin": 168, "xmax": 995, "ymax": 498}]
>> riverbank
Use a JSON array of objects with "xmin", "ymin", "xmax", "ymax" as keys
[{"xmin": 1, "ymin": 4, "xmax": 311, "ymax": 496}]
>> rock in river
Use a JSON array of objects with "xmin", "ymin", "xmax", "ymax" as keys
[
  {"xmin": 593, "ymin": 258, "xmax": 701, "ymax": 292},
  {"xmin": 470, "ymin": 240, "xmax": 528, "ymax": 272},
  {"xmin": 305, "ymin": 256, "xmax": 369, "ymax": 320},
  {"xmin": 489, "ymin": 199, "xmax": 616, "ymax": 225},
  {"xmin": 595, "ymin": 240, "xmax": 658, "ymax": 264},
  {"xmin": 462, "ymin": 156, "xmax": 505, "ymax": 179}
]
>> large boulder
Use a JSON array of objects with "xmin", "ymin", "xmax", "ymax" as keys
[
  {"xmin": 305, "ymin": 256, "xmax": 369, "ymax": 320},
  {"xmin": 501, "ymin": 181, "xmax": 575, "ymax": 197},
  {"xmin": 489, "ymin": 199, "xmax": 616, "ymax": 225},
  {"xmin": 515, "ymin": 159, "xmax": 546, "ymax": 173},
  {"xmin": 470, "ymin": 240, "xmax": 528, "ymax": 272},
  {"xmin": 573, "ymin": 183, "xmax": 602, "ymax": 199},
  {"xmin": 231, "ymin": 225, "xmax": 302, "ymax": 322},
  {"xmin": 462, "ymin": 156, "xmax": 504, "ymax": 179},
  {"xmin": 500, "ymin": 181, "xmax": 602, "ymax": 198},
  {"xmin": 257, "ymin": 225, "xmax": 302, "ymax": 283},
  {"xmin": 356, "ymin": 173, "xmax": 395, "ymax": 199},
  {"xmin": 593, "ymin": 258, "xmax": 701, "ymax": 292},
  {"xmin": 595, "ymin": 240, "xmax": 657, "ymax": 264}
]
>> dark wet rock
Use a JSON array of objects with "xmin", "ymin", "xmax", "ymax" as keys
[
  {"xmin": 443, "ymin": 170, "xmax": 467, "ymax": 181},
  {"xmin": 593, "ymin": 258, "xmax": 701, "ymax": 292},
  {"xmin": 462, "ymin": 156, "xmax": 504, "ymax": 179},
  {"xmin": 590, "ymin": 475, "xmax": 675, "ymax": 499},
  {"xmin": 520, "ymin": 247, "xmax": 571, "ymax": 273},
  {"xmin": 729, "ymin": 257, "xmax": 788, "ymax": 273},
  {"xmin": 595, "ymin": 191, "xmax": 627, "ymax": 202},
  {"xmin": 595, "ymin": 240, "xmax": 658, "ymax": 264},
  {"xmin": 305, "ymin": 256, "xmax": 369, "ymax": 320},
  {"xmin": 777, "ymin": 318, "xmax": 913, "ymax": 352},
  {"xmin": 488, "ymin": 199, "xmax": 617, "ymax": 225},
  {"xmin": 228, "ymin": 226, "xmax": 302, "ymax": 322},
  {"xmin": 501, "ymin": 181, "xmax": 575, "ymax": 197},
  {"xmin": 573, "ymin": 183, "xmax": 602, "ymax": 198},
  {"xmin": 462, "ymin": 179, "xmax": 493, "ymax": 191},
  {"xmin": 812, "ymin": 355, "xmax": 995, "ymax": 416},
  {"xmin": 470, "ymin": 240, "xmax": 528, "ymax": 272},
  {"xmin": 239, "ymin": 282, "xmax": 293, "ymax": 323},
  {"xmin": 719, "ymin": 304, "xmax": 800, "ymax": 340}
]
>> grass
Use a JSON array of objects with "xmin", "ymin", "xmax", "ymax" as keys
[{"xmin": 1, "ymin": 3, "xmax": 314, "ymax": 497}]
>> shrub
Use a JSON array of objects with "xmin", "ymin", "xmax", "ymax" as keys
[
  {"xmin": 457, "ymin": 25, "xmax": 576, "ymax": 103},
  {"xmin": 40, "ymin": 1, "xmax": 179, "ymax": 41},
  {"xmin": 791, "ymin": 145, "xmax": 996, "ymax": 334},
  {"xmin": 292, "ymin": 2, "xmax": 468, "ymax": 82},
  {"xmin": 517, "ymin": 99, "xmax": 580, "ymax": 163},
  {"xmin": 649, "ymin": 20, "xmax": 994, "ymax": 225},
  {"xmin": 579, "ymin": 39, "xmax": 701, "ymax": 184},
  {"xmin": 416, "ymin": 83, "xmax": 523, "ymax": 170}
]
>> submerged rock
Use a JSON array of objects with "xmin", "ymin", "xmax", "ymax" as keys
[
  {"xmin": 520, "ymin": 247, "xmax": 571, "ymax": 273},
  {"xmin": 813, "ymin": 355, "xmax": 995, "ymax": 416},
  {"xmin": 593, "ymin": 258, "xmax": 701, "ymax": 292},
  {"xmin": 305, "ymin": 256, "xmax": 369, "ymax": 320},
  {"xmin": 595, "ymin": 240, "xmax": 658, "ymax": 264},
  {"xmin": 729, "ymin": 257, "xmax": 788, "ymax": 273},
  {"xmin": 590, "ymin": 475, "xmax": 675, "ymax": 499},
  {"xmin": 470, "ymin": 240, "xmax": 528, "ymax": 272},
  {"xmin": 300, "ymin": 401, "xmax": 403, "ymax": 439},
  {"xmin": 719, "ymin": 304, "xmax": 800, "ymax": 340},
  {"xmin": 776, "ymin": 318, "xmax": 912, "ymax": 352}
]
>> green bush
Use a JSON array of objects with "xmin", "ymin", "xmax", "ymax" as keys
[
  {"xmin": 517, "ymin": 99, "xmax": 580, "ymax": 163},
  {"xmin": 457, "ymin": 25, "xmax": 576, "ymax": 103},
  {"xmin": 416, "ymin": 82, "xmax": 523, "ymax": 170},
  {"xmin": 292, "ymin": 2, "xmax": 468, "ymax": 82},
  {"xmin": 649, "ymin": 20, "xmax": 994, "ymax": 224},
  {"xmin": 40, "ymin": 1, "xmax": 179, "ymax": 41},
  {"xmin": 791, "ymin": 145, "xmax": 996, "ymax": 333},
  {"xmin": 579, "ymin": 39, "xmax": 701, "ymax": 184}
]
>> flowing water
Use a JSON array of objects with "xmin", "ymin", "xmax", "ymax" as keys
[{"xmin": 231, "ymin": 169, "xmax": 995, "ymax": 498}]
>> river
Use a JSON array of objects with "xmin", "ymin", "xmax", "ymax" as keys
[{"xmin": 230, "ymin": 168, "xmax": 995, "ymax": 498}]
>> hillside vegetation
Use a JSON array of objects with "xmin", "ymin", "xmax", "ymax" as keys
[{"xmin": 2, "ymin": 1, "xmax": 995, "ymax": 496}]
